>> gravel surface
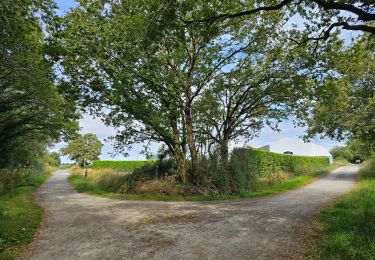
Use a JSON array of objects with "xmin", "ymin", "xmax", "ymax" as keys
[{"xmin": 25, "ymin": 165, "xmax": 358, "ymax": 260}]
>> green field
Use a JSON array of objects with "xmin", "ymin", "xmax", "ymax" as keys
[
  {"xmin": 0, "ymin": 170, "xmax": 51, "ymax": 259},
  {"xmin": 91, "ymin": 160, "xmax": 155, "ymax": 171}
]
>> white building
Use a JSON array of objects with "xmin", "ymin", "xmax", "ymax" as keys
[{"xmin": 258, "ymin": 138, "xmax": 333, "ymax": 164}]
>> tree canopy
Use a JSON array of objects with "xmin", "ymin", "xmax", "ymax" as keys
[
  {"xmin": 55, "ymin": 0, "xmax": 336, "ymax": 182},
  {"xmin": 190, "ymin": 1, "xmax": 375, "ymax": 40},
  {"xmin": 0, "ymin": 0, "xmax": 78, "ymax": 167},
  {"xmin": 305, "ymin": 37, "xmax": 375, "ymax": 153},
  {"xmin": 61, "ymin": 134, "xmax": 103, "ymax": 167}
]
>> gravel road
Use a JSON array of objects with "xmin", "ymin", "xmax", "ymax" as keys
[{"xmin": 25, "ymin": 165, "xmax": 358, "ymax": 260}]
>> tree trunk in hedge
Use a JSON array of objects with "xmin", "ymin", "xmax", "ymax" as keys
[
  {"xmin": 220, "ymin": 136, "xmax": 230, "ymax": 170},
  {"xmin": 185, "ymin": 107, "xmax": 198, "ymax": 181}
]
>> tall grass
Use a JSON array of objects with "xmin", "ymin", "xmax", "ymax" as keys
[{"xmin": 307, "ymin": 159, "xmax": 375, "ymax": 259}]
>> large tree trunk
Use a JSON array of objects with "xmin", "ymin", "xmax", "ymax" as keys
[
  {"xmin": 185, "ymin": 107, "xmax": 198, "ymax": 179},
  {"xmin": 171, "ymin": 117, "xmax": 188, "ymax": 184}
]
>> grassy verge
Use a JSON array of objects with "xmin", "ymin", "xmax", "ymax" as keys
[
  {"xmin": 0, "ymin": 170, "xmax": 51, "ymax": 259},
  {"xmin": 306, "ymin": 160, "xmax": 375, "ymax": 259},
  {"xmin": 68, "ymin": 161, "xmax": 347, "ymax": 202}
]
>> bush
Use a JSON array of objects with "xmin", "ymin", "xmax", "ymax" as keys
[
  {"xmin": 92, "ymin": 160, "xmax": 155, "ymax": 171},
  {"xmin": 229, "ymin": 148, "xmax": 257, "ymax": 193},
  {"xmin": 335, "ymin": 156, "xmax": 348, "ymax": 162},
  {"xmin": 0, "ymin": 169, "xmax": 30, "ymax": 194},
  {"xmin": 330, "ymin": 146, "xmax": 353, "ymax": 161}
]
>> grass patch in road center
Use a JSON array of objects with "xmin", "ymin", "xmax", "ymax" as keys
[
  {"xmin": 0, "ymin": 170, "xmax": 51, "ymax": 260},
  {"xmin": 306, "ymin": 160, "xmax": 375, "ymax": 259},
  {"xmin": 68, "ymin": 160, "xmax": 347, "ymax": 202}
]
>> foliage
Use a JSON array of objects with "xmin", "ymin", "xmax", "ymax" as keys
[
  {"xmin": 69, "ymin": 148, "xmax": 334, "ymax": 197},
  {"xmin": 0, "ymin": 170, "xmax": 50, "ymax": 259},
  {"xmin": 0, "ymin": 0, "xmax": 78, "ymax": 168},
  {"xmin": 330, "ymin": 144, "xmax": 367, "ymax": 163},
  {"xmin": 44, "ymin": 152, "xmax": 61, "ymax": 167},
  {"xmin": 68, "ymin": 160, "xmax": 345, "ymax": 201},
  {"xmin": 330, "ymin": 146, "xmax": 353, "ymax": 161},
  {"xmin": 0, "ymin": 169, "xmax": 30, "ymax": 194},
  {"xmin": 194, "ymin": 1, "xmax": 375, "ymax": 40},
  {"xmin": 229, "ymin": 148, "xmax": 258, "ymax": 192},
  {"xmin": 306, "ymin": 37, "xmax": 375, "ymax": 154},
  {"xmin": 56, "ymin": 0, "xmax": 324, "ymax": 183},
  {"xmin": 92, "ymin": 160, "xmax": 154, "ymax": 172},
  {"xmin": 61, "ymin": 134, "xmax": 103, "ymax": 167},
  {"xmin": 307, "ymin": 159, "xmax": 375, "ymax": 259},
  {"xmin": 245, "ymin": 148, "xmax": 329, "ymax": 176}
]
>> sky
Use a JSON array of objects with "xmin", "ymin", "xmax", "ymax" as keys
[{"xmin": 52, "ymin": 0, "xmax": 344, "ymax": 163}]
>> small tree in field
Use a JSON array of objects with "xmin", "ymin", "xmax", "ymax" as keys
[{"xmin": 61, "ymin": 134, "xmax": 103, "ymax": 167}]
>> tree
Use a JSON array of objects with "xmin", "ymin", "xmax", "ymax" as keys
[
  {"xmin": 0, "ymin": 0, "xmax": 78, "ymax": 167},
  {"xmin": 45, "ymin": 152, "xmax": 61, "ymax": 167},
  {"xmin": 61, "ymin": 134, "xmax": 103, "ymax": 167},
  {"xmin": 193, "ymin": 37, "xmax": 321, "ymax": 168},
  {"xmin": 305, "ymin": 37, "xmax": 375, "ymax": 154},
  {"xmin": 190, "ymin": 1, "xmax": 375, "ymax": 39},
  {"xmin": 57, "ymin": 0, "xmax": 333, "ymax": 183}
]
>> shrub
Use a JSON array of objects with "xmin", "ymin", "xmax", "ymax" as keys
[
  {"xmin": 335, "ymin": 156, "xmax": 348, "ymax": 162},
  {"xmin": 92, "ymin": 160, "xmax": 155, "ymax": 172},
  {"xmin": 0, "ymin": 169, "xmax": 30, "ymax": 194},
  {"xmin": 229, "ymin": 148, "xmax": 257, "ymax": 192}
]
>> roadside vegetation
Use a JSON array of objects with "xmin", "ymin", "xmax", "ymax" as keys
[
  {"xmin": 0, "ymin": 169, "xmax": 52, "ymax": 259},
  {"xmin": 68, "ymin": 150, "xmax": 347, "ymax": 201},
  {"xmin": 92, "ymin": 160, "xmax": 155, "ymax": 172},
  {"xmin": 307, "ymin": 159, "xmax": 375, "ymax": 259}
]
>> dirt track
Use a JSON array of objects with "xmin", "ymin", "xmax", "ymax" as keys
[{"xmin": 25, "ymin": 165, "xmax": 358, "ymax": 260}]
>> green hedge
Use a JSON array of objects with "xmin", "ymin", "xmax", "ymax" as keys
[
  {"xmin": 229, "ymin": 148, "xmax": 330, "ymax": 192},
  {"xmin": 248, "ymin": 149, "xmax": 329, "ymax": 176},
  {"xmin": 91, "ymin": 160, "xmax": 155, "ymax": 171}
]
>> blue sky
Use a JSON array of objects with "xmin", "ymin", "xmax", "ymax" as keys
[{"xmin": 52, "ymin": 0, "xmax": 344, "ymax": 162}]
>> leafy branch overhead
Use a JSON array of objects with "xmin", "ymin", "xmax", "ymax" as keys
[{"xmin": 186, "ymin": 0, "xmax": 375, "ymax": 42}]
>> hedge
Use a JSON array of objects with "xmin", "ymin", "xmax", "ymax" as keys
[
  {"xmin": 246, "ymin": 149, "xmax": 329, "ymax": 176},
  {"xmin": 91, "ymin": 160, "xmax": 155, "ymax": 172},
  {"xmin": 228, "ymin": 148, "xmax": 330, "ymax": 192}
]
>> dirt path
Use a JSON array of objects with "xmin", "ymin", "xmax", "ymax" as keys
[{"xmin": 26, "ymin": 165, "xmax": 358, "ymax": 260}]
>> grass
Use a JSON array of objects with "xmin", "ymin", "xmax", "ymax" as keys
[
  {"xmin": 0, "ymin": 170, "xmax": 51, "ymax": 259},
  {"xmin": 68, "ymin": 160, "xmax": 347, "ymax": 202},
  {"xmin": 306, "ymin": 159, "xmax": 375, "ymax": 259}
]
